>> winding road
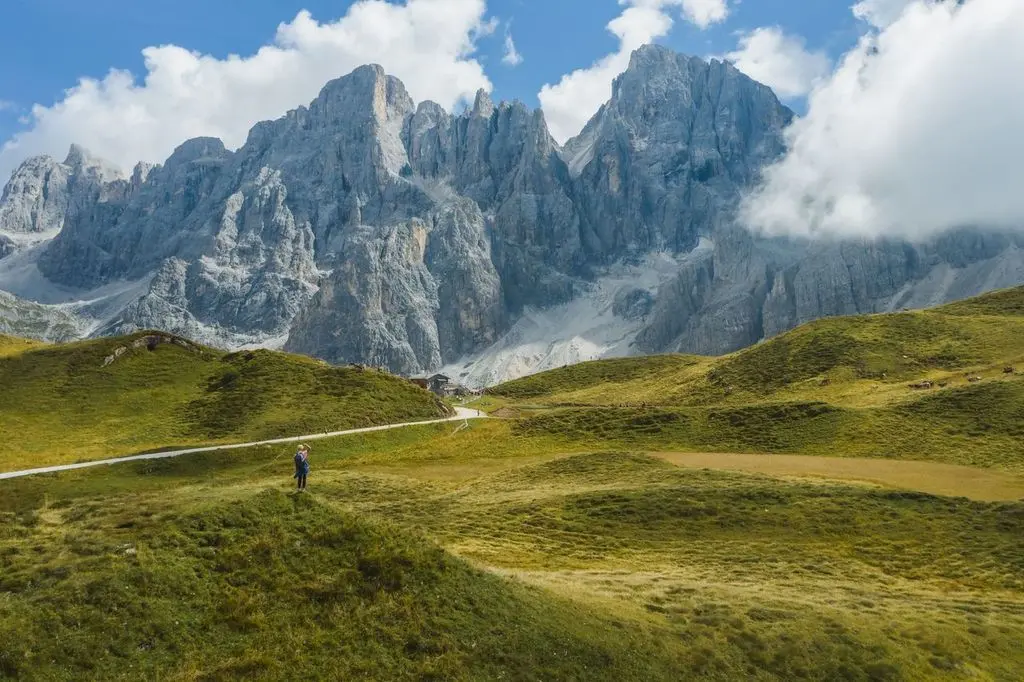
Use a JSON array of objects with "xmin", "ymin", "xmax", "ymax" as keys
[{"xmin": 0, "ymin": 407, "xmax": 486, "ymax": 481}]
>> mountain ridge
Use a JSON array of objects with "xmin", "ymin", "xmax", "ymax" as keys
[{"xmin": 1, "ymin": 44, "xmax": 1022, "ymax": 384}]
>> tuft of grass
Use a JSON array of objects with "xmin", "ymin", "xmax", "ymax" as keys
[{"xmin": 0, "ymin": 331, "xmax": 447, "ymax": 471}]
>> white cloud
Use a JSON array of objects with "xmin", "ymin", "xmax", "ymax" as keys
[
  {"xmin": 725, "ymin": 27, "xmax": 830, "ymax": 99},
  {"xmin": 852, "ymin": 0, "xmax": 917, "ymax": 28},
  {"xmin": 742, "ymin": 0, "xmax": 1024, "ymax": 242},
  {"xmin": 0, "ymin": 101, "xmax": 16, "ymax": 113},
  {"xmin": 681, "ymin": 0, "xmax": 730, "ymax": 29},
  {"xmin": 0, "ymin": 0, "xmax": 494, "ymax": 181},
  {"xmin": 502, "ymin": 30, "xmax": 523, "ymax": 66},
  {"xmin": 538, "ymin": 0, "xmax": 730, "ymax": 144}
]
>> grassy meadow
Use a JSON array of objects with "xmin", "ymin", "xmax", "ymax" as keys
[
  {"xmin": 1, "ymin": 419, "xmax": 1022, "ymax": 680},
  {"xmin": 488, "ymin": 286, "xmax": 1024, "ymax": 472},
  {"xmin": 0, "ymin": 331, "xmax": 448, "ymax": 471},
  {"xmin": 1, "ymin": 287, "xmax": 1024, "ymax": 680}
]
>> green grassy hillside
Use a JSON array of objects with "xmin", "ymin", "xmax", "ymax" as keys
[
  {"xmin": 2, "ymin": 424, "xmax": 1021, "ymax": 680},
  {"xmin": 488, "ymin": 286, "xmax": 1024, "ymax": 471},
  {"xmin": 487, "ymin": 354, "xmax": 708, "ymax": 401},
  {"xmin": 0, "ymin": 331, "xmax": 447, "ymax": 471},
  {"xmin": 491, "ymin": 286, "xmax": 1024, "ymax": 408},
  {"xmin": 2, "ymin": 290, "xmax": 1023, "ymax": 679},
  {"xmin": 0, "ymin": 489, "xmax": 699, "ymax": 681},
  {"xmin": 0, "ymin": 333, "xmax": 43, "ymax": 357}
]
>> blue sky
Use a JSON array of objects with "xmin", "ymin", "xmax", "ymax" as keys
[{"xmin": 0, "ymin": 1, "xmax": 864, "ymax": 143}]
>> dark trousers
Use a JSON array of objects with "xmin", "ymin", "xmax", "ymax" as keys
[{"xmin": 296, "ymin": 473, "xmax": 307, "ymax": 489}]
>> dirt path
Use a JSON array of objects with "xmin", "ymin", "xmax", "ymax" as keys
[
  {"xmin": 652, "ymin": 451, "xmax": 1024, "ymax": 502},
  {"xmin": 0, "ymin": 407, "xmax": 485, "ymax": 481}
]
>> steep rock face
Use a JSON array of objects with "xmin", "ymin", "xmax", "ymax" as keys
[
  {"xmin": 238, "ymin": 64, "xmax": 426, "ymax": 257},
  {"xmin": 0, "ymin": 156, "xmax": 70, "ymax": 237},
  {"xmin": 102, "ymin": 167, "xmax": 319, "ymax": 342},
  {"xmin": 424, "ymin": 198, "xmax": 505, "ymax": 359},
  {"xmin": 286, "ymin": 196, "xmax": 503, "ymax": 372},
  {"xmin": 0, "ymin": 146, "xmax": 121, "ymax": 243},
  {"xmin": 38, "ymin": 138, "xmax": 232, "ymax": 287},
  {"xmin": 406, "ymin": 91, "xmax": 581, "ymax": 310},
  {"xmin": 29, "ymin": 64, "xmax": 421, "ymax": 345},
  {"xmin": 566, "ymin": 46, "xmax": 793, "ymax": 260},
  {"xmin": 0, "ymin": 289, "xmax": 81, "ymax": 341},
  {"xmin": 286, "ymin": 222, "xmax": 442, "ymax": 374},
  {"xmin": 2, "ymin": 48, "xmax": 1023, "ymax": 380},
  {"xmin": 636, "ymin": 229, "xmax": 1024, "ymax": 357}
]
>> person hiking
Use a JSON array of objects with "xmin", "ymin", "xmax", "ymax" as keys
[{"xmin": 293, "ymin": 444, "xmax": 310, "ymax": 491}]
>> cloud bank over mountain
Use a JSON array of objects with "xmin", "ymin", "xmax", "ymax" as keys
[{"xmin": 742, "ymin": 0, "xmax": 1024, "ymax": 241}]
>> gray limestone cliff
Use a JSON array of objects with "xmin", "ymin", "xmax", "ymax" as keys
[{"xmin": 1, "ymin": 45, "xmax": 1022, "ymax": 376}]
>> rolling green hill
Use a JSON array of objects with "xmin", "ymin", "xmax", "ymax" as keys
[
  {"xmin": 0, "ymin": 331, "xmax": 447, "ymax": 471},
  {"xmin": 2, "ymin": 291, "xmax": 1024, "ymax": 680},
  {"xmin": 1, "ymin": 423, "xmax": 1021, "ymax": 680},
  {"xmin": 488, "ymin": 286, "xmax": 1024, "ymax": 471},
  {"xmin": 0, "ymin": 333, "xmax": 44, "ymax": 357},
  {"xmin": 0, "ymin": 489, "xmax": 695, "ymax": 681},
  {"xmin": 490, "ymin": 285, "xmax": 1024, "ymax": 408}
]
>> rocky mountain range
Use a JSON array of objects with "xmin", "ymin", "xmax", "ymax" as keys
[{"xmin": 1, "ymin": 45, "xmax": 1022, "ymax": 386}]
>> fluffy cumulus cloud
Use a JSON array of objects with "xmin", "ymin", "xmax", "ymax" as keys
[
  {"xmin": 538, "ymin": 0, "xmax": 730, "ymax": 144},
  {"xmin": 0, "ymin": 0, "xmax": 494, "ymax": 180},
  {"xmin": 741, "ymin": 0, "xmax": 1024, "ymax": 241},
  {"xmin": 680, "ymin": 0, "xmax": 730, "ymax": 29},
  {"xmin": 725, "ymin": 27, "xmax": 830, "ymax": 99},
  {"xmin": 502, "ymin": 30, "xmax": 523, "ymax": 66}
]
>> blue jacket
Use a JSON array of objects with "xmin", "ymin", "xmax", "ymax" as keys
[{"xmin": 293, "ymin": 453, "xmax": 310, "ymax": 477}]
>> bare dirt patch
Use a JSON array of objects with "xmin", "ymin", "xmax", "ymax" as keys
[{"xmin": 651, "ymin": 451, "xmax": 1024, "ymax": 502}]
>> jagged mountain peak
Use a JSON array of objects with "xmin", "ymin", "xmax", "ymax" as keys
[
  {"xmin": 63, "ymin": 143, "xmax": 94, "ymax": 169},
  {"xmin": 312, "ymin": 63, "xmax": 415, "ymax": 123},
  {"xmin": 624, "ymin": 43, "xmax": 704, "ymax": 71},
  {"xmin": 2, "ymin": 49, "xmax": 1021, "ymax": 384},
  {"xmin": 62, "ymin": 144, "xmax": 124, "ymax": 181},
  {"xmin": 470, "ymin": 89, "xmax": 495, "ymax": 118},
  {"xmin": 164, "ymin": 137, "xmax": 231, "ymax": 167},
  {"xmin": 415, "ymin": 99, "xmax": 447, "ymax": 117},
  {"xmin": 563, "ymin": 46, "xmax": 792, "ymax": 179},
  {"xmin": 612, "ymin": 46, "xmax": 785, "ymax": 111},
  {"xmin": 2, "ymin": 154, "xmax": 61, "ymax": 189}
]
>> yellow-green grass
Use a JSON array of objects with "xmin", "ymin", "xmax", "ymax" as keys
[
  {"xmin": 484, "ymin": 287, "xmax": 1024, "ymax": 472},
  {"xmin": 508, "ymin": 378, "xmax": 1024, "ymax": 472},
  {"xmin": 489, "ymin": 285, "xmax": 1024, "ymax": 411},
  {"xmin": 2, "ymin": 423, "xmax": 1022, "ymax": 680},
  {"xmin": 0, "ymin": 331, "xmax": 447, "ymax": 472},
  {"xmin": 0, "ymin": 488, "xmax": 694, "ymax": 681},
  {"xmin": 0, "ymin": 333, "xmax": 43, "ymax": 357},
  {"xmin": 2, "ymin": 287, "xmax": 1023, "ymax": 679},
  {"xmin": 651, "ymin": 451, "xmax": 1024, "ymax": 502}
]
